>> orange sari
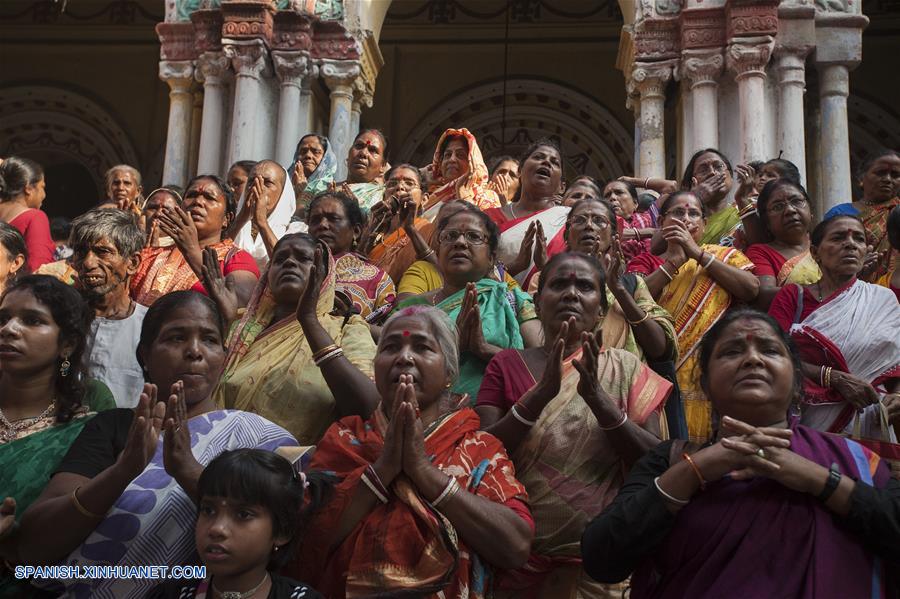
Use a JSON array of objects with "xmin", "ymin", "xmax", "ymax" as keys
[
  {"xmin": 130, "ymin": 241, "xmax": 232, "ymax": 306},
  {"xmin": 368, "ymin": 217, "xmax": 435, "ymax": 284},
  {"xmin": 422, "ymin": 128, "xmax": 501, "ymax": 219}
]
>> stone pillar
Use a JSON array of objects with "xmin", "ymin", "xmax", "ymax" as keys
[
  {"xmin": 195, "ymin": 51, "xmax": 231, "ymax": 176},
  {"xmin": 774, "ymin": 47, "xmax": 812, "ymax": 185},
  {"xmin": 628, "ymin": 97, "xmax": 642, "ymax": 178},
  {"xmin": 630, "ymin": 61, "xmax": 675, "ymax": 180},
  {"xmin": 188, "ymin": 86, "xmax": 203, "ymax": 178},
  {"xmin": 159, "ymin": 60, "xmax": 195, "ymax": 187},
  {"xmin": 678, "ymin": 81, "xmax": 693, "ymax": 176},
  {"xmin": 817, "ymin": 64, "xmax": 852, "ymax": 209},
  {"xmin": 727, "ymin": 37, "xmax": 774, "ymax": 163},
  {"xmin": 321, "ymin": 59, "xmax": 361, "ymax": 181},
  {"xmin": 272, "ymin": 51, "xmax": 312, "ymax": 169},
  {"xmin": 681, "ymin": 51, "xmax": 724, "ymax": 153},
  {"xmin": 350, "ymin": 100, "xmax": 362, "ymax": 141},
  {"xmin": 224, "ymin": 40, "xmax": 270, "ymax": 165}
]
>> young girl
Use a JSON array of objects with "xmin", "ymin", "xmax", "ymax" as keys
[{"xmin": 149, "ymin": 449, "xmax": 327, "ymax": 599}]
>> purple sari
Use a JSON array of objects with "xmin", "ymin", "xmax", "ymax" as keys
[{"xmin": 632, "ymin": 425, "xmax": 890, "ymax": 599}]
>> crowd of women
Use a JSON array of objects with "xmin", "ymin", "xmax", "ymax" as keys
[{"xmin": 0, "ymin": 129, "xmax": 898, "ymax": 599}]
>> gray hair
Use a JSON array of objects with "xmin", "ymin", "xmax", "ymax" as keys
[
  {"xmin": 70, "ymin": 208, "xmax": 144, "ymax": 258},
  {"xmin": 379, "ymin": 305, "xmax": 460, "ymax": 385},
  {"xmin": 104, "ymin": 164, "xmax": 142, "ymax": 192}
]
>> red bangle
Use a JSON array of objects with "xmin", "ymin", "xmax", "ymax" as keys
[{"xmin": 682, "ymin": 452, "xmax": 707, "ymax": 490}]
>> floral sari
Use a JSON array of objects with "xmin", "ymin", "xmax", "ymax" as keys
[
  {"xmin": 213, "ymin": 250, "xmax": 376, "ymax": 444},
  {"xmin": 421, "ymin": 128, "xmax": 501, "ymax": 219},
  {"xmin": 130, "ymin": 241, "xmax": 238, "ymax": 306},
  {"xmin": 334, "ymin": 251, "xmax": 396, "ymax": 324},
  {"xmin": 368, "ymin": 217, "xmax": 435, "ymax": 285},
  {"xmin": 824, "ymin": 197, "xmax": 899, "ymax": 282},
  {"xmin": 335, "ymin": 180, "xmax": 385, "ymax": 214},
  {"xmin": 292, "ymin": 407, "xmax": 528, "ymax": 598}
]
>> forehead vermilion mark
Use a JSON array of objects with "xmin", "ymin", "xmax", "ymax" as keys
[
  {"xmin": 402, "ymin": 330, "xmax": 410, "ymax": 337},
  {"xmin": 745, "ymin": 333, "xmax": 755, "ymax": 343}
]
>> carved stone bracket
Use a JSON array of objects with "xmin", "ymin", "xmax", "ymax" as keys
[
  {"xmin": 629, "ymin": 60, "xmax": 676, "ymax": 100},
  {"xmin": 680, "ymin": 7, "xmax": 726, "ymax": 50},
  {"xmin": 195, "ymin": 51, "xmax": 232, "ymax": 86},
  {"xmin": 156, "ymin": 22, "xmax": 197, "ymax": 61},
  {"xmin": 190, "ymin": 9, "xmax": 224, "ymax": 54},
  {"xmin": 727, "ymin": 0, "xmax": 779, "ymax": 41},
  {"xmin": 320, "ymin": 59, "xmax": 361, "ymax": 97},
  {"xmin": 272, "ymin": 51, "xmax": 312, "ymax": 88},
  {"xmin": 727, "ymin": 36, "xmax": 775, "ymax": 80},
  {"xmin": 272, "ymin": 10, "xmax": 313, "ymax": 52},
  {"xmin": 679, "ymin": 50, "xmax": 724, "ymax": 88},
  {"xmin": 224, "ymin": 39, "xmax": 271, "ymax": 80},
  {"xmin": 311, "ymin": 20, "xmax": 360, "ymax": 61},
  {"xmin": 221, "ymin": 0, "xmax": 275, "ymax": 43},
  {"xmin": 634, "ymin": 17, "xmax": 680, "ymax": 61},
  {"xmin": 356, "ymin": 29, "xmax": 383, "ymax": 108}
]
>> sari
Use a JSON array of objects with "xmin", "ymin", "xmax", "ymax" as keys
[
  {"xmin": 876, "ymin": 269, "xmax": 900, "ymax": 302},
  {"xmin": 421, "ymin": 128, "xmax": 501, "ymax": 219},
  {"xmin": 334, "ymin": 251, "xmax": 396, "ymax": 324},
  {"xmin": 40, "ymin": 410, "xmax": 297, "ymax": 598},
  {"xmin": 213, "ymin": 250, "xmax": 376, "ymax": 444},
  {"xmin": 34, "ymin": 259, "xmax": 77, "ymax": 285},
  {"xmin": 397, "ymin": 278, "xmax": 537, "ymax": 402},
  {"xmin": 786, "ymin": 278, "xmax": 900, "ymax": 437},
  {"xmin": 618, "ymin": 210, "xmax": 655, "ymax": 260},
  {"xmin": 699, "ymin": 204, "xmax": 740, "ymax": 247},
  {"xmin": 292, "ymin": 407, "xmax": 528, "ymax": 598},
  {"xmin": 631, "ymin": 425, "xmax": 892, "ymax": 599},
  {"xmin": 233, "ymin": 164, "xmax": 297, "ymax": 270},
  {"xmin": 478, "ymin": 348, "xmax": 672, "ymax": 598},
  {"xmin": 335, "ymin": 180, "xmax": 385, "ymax": 214},
  {"xmin": 294, "ymin": 135, "xmax": 338, "ymax": 211},
  {"xmin": 486, "ymin": 204, "xmax": 571, "ymax": 286},
  {"xmin": 745, "ymin": 243, "xmax": 822, "ymax": 286},
  {"xmin": 368, "ymin": 217, "xmax": 435, "ymax": 284},
  {"xmin": 824, "ymin": 197, "xmax": 899, "ymax": 282},
  {"xmin": 399, "ymin": 260, "xmax": 520, "ymax": 297}
]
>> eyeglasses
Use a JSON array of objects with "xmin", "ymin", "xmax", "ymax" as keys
[
  {"xmin": 570, "ymin": 214, "xmax": 611, "ymax": 228},
  {"xmin": 385, "ymin": 178, "xmax": 420, "ymax": 189},
  {"xmin": 767, "ymin": 197, "xmax": 808, "ymax": 213},
  {"xmin": 663, "ymin": 208, "xmax": 704, "ymax": 220},
  {"xmin": 438, "ymin": 229, "xmax": 488, "ymax": 245},
  {"xmin": 695, "ymin": 161, "xmax": 729, "ymax": 177}
]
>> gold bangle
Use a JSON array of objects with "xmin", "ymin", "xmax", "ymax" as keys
[
  {"xmin": 627, "ymin": 312, "xmax": 650, "ymax": 326},
  {"xmin": 71, "ymin": 486, "xmax": 104, "ymax": 520},
  {"xmin": 312, "ymin": 344, "xmax": 340, "ymax": 361},
  {"xmin": 419, "ymin": 248, "xmax": 435, "ymax": 261},
  {"xmin": 824, "ymin": 367, "xmax": 833, "ymax": 389}
]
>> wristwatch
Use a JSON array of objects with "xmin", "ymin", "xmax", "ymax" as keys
[{"xmin": 816, "ymin": 462, "xmax": 841, "ymax": 502}]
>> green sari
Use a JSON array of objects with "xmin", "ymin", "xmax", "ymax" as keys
[
  {"xmin": 397, "ymin": 278, "xmax": 536, "ymax": 403},
  {"xmin": 700, "ymin": 205, "xmax": 740, "ymax": 246}
]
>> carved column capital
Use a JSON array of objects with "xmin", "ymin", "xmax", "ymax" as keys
[
  {"xmin": 321, "ymin": 59, "xmax": 361, "ymax": 97},
  {"xmin": 224, "ymin": 40, "xmax": 271, "ymax": 80},
  {"xmin": 679, "ymin": 51, "xmax": 724, "ymax": 88},
  {"xmin": 272, "ymin": 51, "xmax": 311, "ymax": 88},
  {"xmin": 159, "ymin": 60, "xmax": 195, "ymax": 92},
  {"xmin": 727, "ymin": 37, "xmax": 775, "ymax": 80},
  {"xmin": 629, "ymin": 61, "xmax": 676, "ymax": 100},
  {"xmin": 195, "ymin": 52, "xmax": 232, "ymax": 86}
]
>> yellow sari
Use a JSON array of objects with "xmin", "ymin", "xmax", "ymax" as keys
[
  {"xmin": 659, "ymin": 244, "xmax": 753, "ymax": 442},
  {"xmin": 213, "ymin": 253, "xmax": 376, "ymax": 444},
  {"xmin": 777, "ymin": 250, "xmax": 821, "ymax": 286}
]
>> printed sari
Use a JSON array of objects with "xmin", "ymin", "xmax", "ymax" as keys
[
  {"xmin": 875, "ymin": 269, "xmax": 900, "ymax": 302},
  {"xmin": 479, "ymin": 349, "xmax": 671, "ymax": 598},
  {"xmin": 487, "ymin": 204, "xmax": 571, "ymax": 286},
  {"xmin": 40, "ymin": 410, "xmax": 297, "ymax": 599},
  {"xmin": 601, "ymin": 277, "xmax": 678, "ymax": 363},
  {"xmin": 292, "ymin": 407, "xmax": 528, "ymax": 598},
  {"xmin": 788, "ymin": 278, "xmax": 900, "ymax": 437},
  {"xmin": 656, "ymin": 245, "xmax": 753, "ymax": 442},
  {"xmin": 421, "ymin": 128, "xmax": 501, "ymax": 220},
  {"xmin": 699, "ymin": 205, "xmax": 740, "ymax": 247},
  {"xmin": 213, "ymin": 250, "xmax": 376, "ymax": 444},
  {"xmin": 618, "ymin": 210, "xmax": 655, "ymax": 260},
  {"xmin": 368, "ymin": 217, "xmax": 435, "ymax": 285},
  {"xmin": 397, "ymin": 278, "xmax": 537, "ymax": 403},
  {"xmin": 334, "ymin": 251, "xmax": 396, "ymax": 324},
  {"xmin": 824, "ymin": 197, "xmax": 899, "ymax": 282},
  {"xmin": 335, "ymin": 180, "xmax": 386, "ymax": 214}
]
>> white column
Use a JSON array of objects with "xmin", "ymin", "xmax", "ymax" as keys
[
  {"xmin": 774, "ymin": 47, "xmax": 812, "ymax": 185},
  {"xmin": 727, "ymin": 37, "xmax": 774, "ymax": 163},
  {"xmin": 629, "ymin": 98, "xmax": 642, "ymax": 179},
  {"xmin": 159, "ymin": 60, "xmax": 195, "ymax": 187},
  {"xmin": 817, "ymin": 63, "xmax": 852, "ymax": 211},
  {"xmin": 224, "ymin": 40, "xmax": 270, "ymax": 165},
  {"xmin": 681, "ymin": 51, "xmax": 724, "ymax": 153},
  {"xmin": 188, "ymin": 86, "xmax": 203, "ymax": 178},
  {"xmin": 631, "ymin": 62, "xmax": 675, "ymax": 180},
  {"xmin": 678, "ymin": 81, "xmax": 693, "ymax": 177},
  {"xmin": 321, "ymin": 59, "xmax": 360, "ymax": 181},
  {"xmin": 272, "ymin": 51, "xmax": 312, "ymax": 169},
  {"xmin": 350, "ymin": 100, "xmax": 362, "ymax": 141},
  {"xmin": 195, "ymin": 51, "xmax": 231, "ymax": 176}
]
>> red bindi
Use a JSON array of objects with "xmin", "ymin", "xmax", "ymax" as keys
[
  {"xmin": 402, "ymin": 330, "xmax": 410, "ymax": 337},
  {"xmin": 569, "ymin": 272, "xmax": 577, "ymax": 279},
  {"xmin": 745, "ymin": 333, "xmax": 755, "ymax": 343}
]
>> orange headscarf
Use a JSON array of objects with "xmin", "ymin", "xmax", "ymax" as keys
[{"xmin": 422, "ymin": 128, "xmax": 500, "ymax": 215}]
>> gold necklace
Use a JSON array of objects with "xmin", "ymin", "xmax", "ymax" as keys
[
  {"xmin": 0, "ymin": 400, "xmax": 56, "ymax": 443},
  {"xmin": 212, "ymin": 573, "xmax": 269, "ymax": 599}
]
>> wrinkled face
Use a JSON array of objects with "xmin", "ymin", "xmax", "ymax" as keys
[
  {"xmin": 375, "ymin": 315, "xmax": 450, "ymax": 411},
  {"xmin": 248, "ymin": 162, "xmax": 286, "ymax": 216},
  {"xmin": 440, "ymin": 137, "xmax": 469, "ymax": 181},
  {"xmin": 0, "ymin": 289, "xmax": 70, "ymax": 377},
  {"xmin": 143, "ymin": 192, "xmax": 180, "ymax": 226},
  {"xmin": 491, "ymin": 159, "xmax": 520, "ymax": 199},
  {"xmin": 347, "ymin": 131, "xmax": 386, "ymax": 184},
  {"xmin": 521, "ymin": 145, "xmax": 563, "ymax": 198},
  {"xmin": 563, "ymin": 182, "xmax": 600, "ymax": 207},
  {"xmin": 307, "ymin": 198, "xmax": 358, "ymax": 255},
  {"xmin": 196, "ymin": 496, "xmax": 285, "ymax": 579},
  {"xmin": 536, "ymin": 257, "xmax": 604, "ymax": 341},
  {"xmin": 692, "ymin": 152, "xmax": 733, "ymax": 202},
  {"xmin": 811, "ymin": 218, "xmax": 867, "ymax": 279},
  {"xmin": 603, "ymin": 181, "xmax": 636, "ymax": 218},
  {"xmin": 436, "ymin": 212, "xmax": 494, "ymax": 283},
  {"xmin": 24, "ymin": 177, "xmax": 46, "ymax": 209},
  {"xmin": 660, "ymin": 194, "xmax": 706, "ymax": 242},
  {"xmin": 757, "ymin": 163, "xmax": 783, "ymax": 190},
  {"xmin": 764, "ymin": 184, "xmax": 811, "ymax": 241},
  {"xmin": 183, "ymin": 178, "xmax": 229, "ymax": 240},
  {"xmin": 0, "ymin": 247, "xmax": 26, "ymax": 291},
  {"xmin": 140, "ymin": 302, "xmax": 225, "ymax": 406},
  {"xmin": 297, "ymin": 136, "xmax": 325, "ymax": 177},
  {"xmin": 385, "ymin": 166, "xmax": 424, "ymax": 209},
  {"xmin": 226, "ymin": 166, "xmax": 250, "ymax": 205},
  {"xmin": 566, "ymin": 202, "xmax": 613, "ymax": 255},
  {"xmin": 705, "ymin": 318, "xmax": 796, "ymax": 427},
  {"xmin": 860, "ymin": 154, "xmax": 900, "ymax": 204},
  {"xmin": 268, "ymin": 237, "xmax": 317, "ymax": 307},
  {"xmin": 107, "ymin": 170, "xmax": 140, "ymax": 205},
  {"xmin": 72, "ymin": 236, "xmax": 138, "ymax": 301}
]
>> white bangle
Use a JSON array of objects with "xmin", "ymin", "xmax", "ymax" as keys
[
  {"xmin": 702, "ymin": 252, "xmax": 716, "ymax": 269},
  {"xmin": 510, "ymin": 404, "xmax": 537, "ymax": 427},
  {"xmin": 360, "ymin": 472, "xmax": 388, "ymax": 504},
  {"xmin": 598, "ymin": 411, "xmax": 628, "ymax": 430},
  {"xmin": 654, "ymin": 476, "xmax": 689, "ymax": 506},
  {"xmin": 431, "ymin": 476, "xmax": 460, "ymax": 509}
]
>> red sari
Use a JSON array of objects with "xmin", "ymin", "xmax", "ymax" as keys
[{"xmin": 293, "ymin": 407, "xmax": 529, "ymax": 598}]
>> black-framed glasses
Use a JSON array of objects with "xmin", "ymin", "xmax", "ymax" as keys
[{"xmin": 438, "ymin": 229, "xmax": 488, "ymax": 245}]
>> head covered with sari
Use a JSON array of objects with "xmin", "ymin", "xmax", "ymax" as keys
[
  {"xmin": 233, "ymin": 160, "xmax": 298, "ymax": 269},
  {"xmin": 294, "ymin": 134, "xmax": 338, "ymax": 202},
  {"xmin": 422, "ymin": 128, "xmax": 501, "ymax": 217}
]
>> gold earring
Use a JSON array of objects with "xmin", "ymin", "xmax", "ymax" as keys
[{"xmin": 59, "ymin": 356, "xmax": 71, "ymax": 377}]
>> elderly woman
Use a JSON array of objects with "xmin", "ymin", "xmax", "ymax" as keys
[
  {"xmin": 140, "ymin": 186, "xmax": 182, "ymax": 247},
  {"xmin": 561, "ymin": 176, "xmax": 602, "ymax": 206},
  {"xmin": 0, "ymin": 276, "xmax": 114, "ymax": 595},
  {"xmin": 745, "ymin": 179, "xmax": 821, "ymax": 310},
  {"xmin": 333, "ymin": 129, "xmax": 389, "ymax": 213},
  {"xmin": 487, "ymin": 154, "xmax": 520, "ymax": 206},
  {"xmin": 290, "ymin": 133, "xmax": 333, "ymax": 202},
  {"xmin": 230, "ymin": 159, "xmax": 297, "ymax": 269},
  {"xmin": 582, "ymin": 309, "xmax": 900, "ymax": 598},
  {"xmin": 768, "ymin": 215, "xmax": 900, "ymax": 439},
  {"xmin": 0, "ymin": 222, "xmax": 27, "ymax": 294},
  {"xmin": 291, "ymin": 305, "xmax": 533, "ymax": 597},
  {"xmin": 604, "ymin": 179, "xmax": 655, "ymax": 260},
  {"xmin": 211, "ymin": 233, "xmax": 377, "ymax": 443},
  {"xmin": 0, "ymin": 156, "xmax": 54, "ymax": 270},
  {"xmin": 421, "ymin": 128, "xmax": 501, "ymax": 217},
  {"xmin": 130, "ymin": 174, "xmax": 259, "ymax": 306},
  {"xmin": 824, "ymin": 149, "xmax": 900, "ymax": 281},
  {"xmin": 477, "ymin": 253, "xmax": 671, "ymax": 597},
  {"xmin": 397, "ymin": 205, "xmax": 541, "ymax": 402},
  {"xmin": 307, "ymin": 191, "xmax": 396, "ymax": 324},
  {"xmin": 101, "ymin": 164, "xmax": 143, "ymax": 213},
  {"xmin": 627, "ymin": 191, "xmax": 758, "ymax": 442},
  {"xmin": 485, "ymin": 139, "xmax": 570, "ymax": 285},
  {"xmin": 7, "ymin": 291, "xmax": 297, "ymax": 598}
]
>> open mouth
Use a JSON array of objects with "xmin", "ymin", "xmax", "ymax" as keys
[
  {"xmin": 81, "ymin": 274, "xmax": 105, "ymax": 286},
  {"xmin": 535, "ymin": 166, "xmax": 551, "ymax": 178},
  {"xmin": 203, "ymin": 545, "xmax": 230, "ymax": 561},
  {"xmin": 0, "ymin": 344, "xmax": 21, "ymax": 355}
]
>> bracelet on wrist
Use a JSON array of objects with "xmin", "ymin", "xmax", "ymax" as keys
[
  {"xmin": 598, "ymin": 410, "xmax": 628, "ymax": 431},
  {"xmin": 816, "ymin": 463, "xmax": 841, "ymax": 502},
  {"xmin": 682, "ymin": 452, "xmax": 707, "ymax": 490}
]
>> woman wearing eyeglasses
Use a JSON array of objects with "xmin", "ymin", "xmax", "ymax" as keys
[
  {"xmin": 396, "ymin": 204, "xmax": 542, "ymax": 403},
  {"xmin": 627, "ymin": 191, "xmax": 759, "ymax": 443},
  {"xmin": 745, "ymin": 180, "xmax": 822, "ymax": 310}
]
